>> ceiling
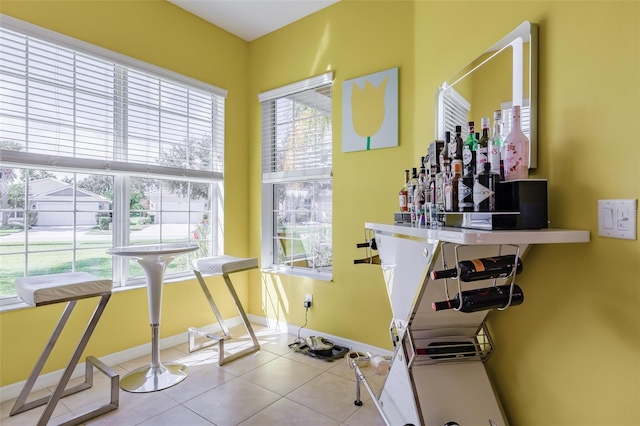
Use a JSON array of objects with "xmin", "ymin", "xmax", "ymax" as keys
[{"xmin": 168, "ymin": 0, "xmax": 339, "ymax": 42}]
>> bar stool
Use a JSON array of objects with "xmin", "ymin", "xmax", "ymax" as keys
[
  {"xmin": 189, "ymin": 256, "xmax": 260, "ymax": 365},
  {"xmin": 11, "ymin": 272, "xmax": 119, "ymax": 426}
]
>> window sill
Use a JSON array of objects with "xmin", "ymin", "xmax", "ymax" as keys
[{"xmin": 261, "ymin": 267, "xmax": 332, "ymax": 282}]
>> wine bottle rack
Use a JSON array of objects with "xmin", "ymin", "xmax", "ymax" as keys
[
  {"xmin": 438, "ymin": 242, "xmax": 522, "ymax": 312},
  {"xmin": 406, "ymin": 323, "xmax": 494, "ymax": 367}
]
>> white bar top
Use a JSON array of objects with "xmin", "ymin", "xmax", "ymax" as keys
[{"xmin": 365, "ymin": 222, "xmax": 590, "ymax": 245}]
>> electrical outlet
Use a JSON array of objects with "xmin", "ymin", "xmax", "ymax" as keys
[{"xmin": 304, "ymin": 294, "xmax": 313, "ymax": 308}]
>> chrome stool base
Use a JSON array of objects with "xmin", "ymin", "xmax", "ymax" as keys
[{"xmin": 120, "ymin": 363, "xmax": 188, "ymax": 393}]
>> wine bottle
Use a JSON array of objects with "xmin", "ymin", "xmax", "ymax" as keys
[
  {"xmin": 353, "ymin": 254, "xmax": 381, "ymax": 265},
  {"xmin": 430, "ymin": 267, "xmax": 458, "ymax": 280},
  {"xmin": 476, "ymin": 117, "xmax": 490, "ymax": 172},
  {"xmin": 473, "ymin": 162, "xmax": 499, "ymax": 212},
  {"xmin": 489, "ymin": 110, "xmax": 504, "ymax": 179},
  {"xmin": 432, "ymin": 284, "xmax": 524, "ymax": 313},
  {"xmin": 503, "ymin": 105, "xmax": 530, "ymax": 181},
  {"xmin": 458, "ymin": 255, "xmax": 523, "ymax": 282},
  {"xmin": 399, "ymin": 169, "xmax": 409, "ymax": 212}
]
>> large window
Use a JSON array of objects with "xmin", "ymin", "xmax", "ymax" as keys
[
  {"xmin": 259, "ymin": 73, "xmax": 333, "ymax": 279},
  {"xmin": 0, "ymin": 16, "xmax": 225, "ymax": 303}
]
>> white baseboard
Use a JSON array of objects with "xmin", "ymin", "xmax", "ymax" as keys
[{"xmin": 1, "ymin": 315, "xmax": 391, "ymax": 403}]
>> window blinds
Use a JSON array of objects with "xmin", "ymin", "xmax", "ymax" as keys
[
  {"xmin": 0, "ymin": 17, "xmax": 226, "ymax": 180},
  {"xmin": 259, "ymin": 72, "xmax": 333, "ymax": 184},
  {"xmin": 439, "ymin": 84, "xmax": 471, "ymax": 140}
]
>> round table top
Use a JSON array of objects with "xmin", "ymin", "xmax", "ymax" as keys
[{"xmin": 107, "ymin": 242, "xmax": 199, "ymax": 257}]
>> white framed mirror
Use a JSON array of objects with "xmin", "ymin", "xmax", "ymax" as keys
[{"xmin": 436, "ymin": 21, "xmax": 538, "ymax": 168}]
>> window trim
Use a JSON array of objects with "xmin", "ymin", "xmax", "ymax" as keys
[
  {"xmin": 259, "ymin": 72, "xmax": 333, "ymax": 280},
  {"xmin": 0, "ymin": 14, "xmax": 226, "ymax": 300}
]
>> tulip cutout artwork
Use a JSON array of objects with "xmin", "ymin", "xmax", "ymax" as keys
[{"xmin": 342, "ymin": 67, "xmax": 398, "ymax": 152}]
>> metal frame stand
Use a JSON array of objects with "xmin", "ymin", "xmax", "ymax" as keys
[
  {"xmin": 189, "ymin": 262, "xmax": 260, "ymax": 365},
  {"xmin": 11, "ymin": 293, "xmax": 119, "ymax": 426}
]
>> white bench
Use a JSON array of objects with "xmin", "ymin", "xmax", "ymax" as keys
[
  {"xmin": 190, "ymin": 256, "xmax": 260, "ymax": 365},
  {"xmin": 11, "ymin": 272, "xmax": 119, "ymax": 426}
]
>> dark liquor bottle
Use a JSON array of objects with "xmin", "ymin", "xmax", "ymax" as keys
[
  {"xmin": 458, "ymin": 255, "xmax": 523, "ymax": 282},
  {"xmin": 462, "ymin": 122, "xmax": 477, "ymax": 177},
  {"xmin": 445, "ymin": 159, "xmax": 462, "ymax": 212},
  {"xmin": 473, "ymin": 162, "xmax": 499, "ymax": 212},
  {"xmin": 399, "ymin": 169, "xmax": 409, "ymax": 212},
  {"xmin": 432, "ymin": 284, "xmax": 524, "ymax": 312},
  {"xmin": 476, "ymin": 117, "xmax": 490, "ymax": 172},
  {"xmin": 452, "ymin": 125, "xmax": 464, "ymax": 161}
]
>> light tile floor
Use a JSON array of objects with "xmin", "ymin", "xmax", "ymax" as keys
[{"xmin": 1, "ymin": 324, "xmax": 387, "ymax": 426}]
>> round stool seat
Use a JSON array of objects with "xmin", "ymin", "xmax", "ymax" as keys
[
  {"xmin": 192, "ymin": 256, "xmax": 258, "ymax": 276},
  {"xmin": 16, "ymin": 272, "xmax": 113, "ymax": 306}
]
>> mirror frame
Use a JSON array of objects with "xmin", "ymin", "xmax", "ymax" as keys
[{"xmin": 436, "ymin": 21, "xmax": 538, "ymax": 168}]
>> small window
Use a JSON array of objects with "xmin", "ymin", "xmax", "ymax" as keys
[{"xmin": 259, "ymin": 73, "xmax": 333, "ymax": 278}]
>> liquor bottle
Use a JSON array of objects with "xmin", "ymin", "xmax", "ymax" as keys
[
  {"xmin": 503, "ymin": 105, "xmax": 529, "ymax": 181},
  {"xmin": 473, "ymin": 162, "xmax": 499, "ymax": 212},
  {"xmin": 489, "ymin": 110, "xmax": 504, "ymax": 179},
  {"xmin": 435, "ymin": 147, "xmax": 446, "ymax": 210},
  {"xmin": 414, "ymin": 167, "xmax": 427, "ymax": 224},
  {"xmin": 432, "ymin": 284, "xmax": 524, "ymax": 312},
  {"xmin": 476, "ymin": 117, "xmax": 490, "ymax": 172},
  {"xmin": 408, "ymin": 167, "xmax": 418, "ymax": 222},
  {"xmin": 440, "ymin": 132, "xmax": 451, "ymax": 169},
  {"xmin": 427, "ymin": 163, "xmax": 437, "ymax": 225},
  {"xmin": 462, "ymin": 122, "xmax": 477, "ymax": 178},
  {"xmin": 458, "ymin": 255, "xmax": 523, "ymax": 282},
  {"xmin": 445, "ymin": 159, "xmax": 462, "ymax": 212},
  {"xmin": 442, "ymin": 158, "xmax": 453, "ymax": 212},
  {"xmin": 399, "ymin": 169, "xmax": 410, "ymax": 212},
  {"xmin": 452, "ymin": 125, "xmax": 464, "ymax": 161}
]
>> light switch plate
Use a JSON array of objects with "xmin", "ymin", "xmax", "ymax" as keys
[{"xmin": 598, "ymin": 199, "xmax": 637, "ymax": 240}]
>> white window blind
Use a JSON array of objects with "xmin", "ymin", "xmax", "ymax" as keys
[
  {"xmin": 0, "ymin": 16, "xmax": 225, "ymax": 181},
  {"xmin": 259, "ymin": 72, "xmax": 333, "ymax": 276},
  {"xmin": 260, "ymin": 72, "xmax": 333, "ymax": 184},
  {"xmin": 437, "ymin": 84, "xmax": 471, "ymax": 140}
]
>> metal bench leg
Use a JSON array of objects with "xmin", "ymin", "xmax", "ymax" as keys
[
  {"xmin": 217, "ymin": 273, "xmax": 260, "ymax": 366},
  {"xmin": 189, "ymin": 270, "xmax": 231, "ymax": 353},
  {"xmin": 10, "ymin": 293, "xmax": 119, "ymax": 426}
]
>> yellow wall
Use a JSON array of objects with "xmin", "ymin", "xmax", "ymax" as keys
[
  {"xmin": 1, "ymin": 1, "xmax": 639, "ymax": 424},
  {"xmin": 0, "ymin": 0, "xmax": 252, "ymax": 386},
  {"xmin": 415, "ymin": 2, "xmax": 639, "ymax": 425},
  {"xmin": 247, "ymin": 0, "xmax": 414, "ymax": 349}
]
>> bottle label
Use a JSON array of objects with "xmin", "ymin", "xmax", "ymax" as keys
[
  {"xmin": 470, "ymin": 258, "xmax": 486, "ymax": 272},
  {"xmin": 399, "ymin": 194, "xmax": 407, "ymax": 209},
  {"xmin": 462, "ymin": 147, "xmax": 472, "ymax": 165},
  {"xmin": 458, "ymin": 181, "xmax": 472, "ymax": 202},
  {"xmin": 476, "ymin": 147, "xmax": 488, "ymax": 168},
  {"xmin": 504, "ymin": 143, "xmax": 523, "ymax": 178},
  {"xmin": 489, "ymin": 143, "xmax": 501, "ymax": 173},
  {"xmin": 444, "ymin": 184, "xmax": 452, "ymax": 210},
  {"xmin": 473, "ymin": 181, "xmax": 494, "ymax": 205}
]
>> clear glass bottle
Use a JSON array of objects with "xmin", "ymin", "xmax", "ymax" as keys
[
  {"xmin": 503, "ymin": 105, "xmax": 529, "ymax": 181},
  {"xmin": 489, "ymin": 110, "xmax": 504, "ymax": 179}
]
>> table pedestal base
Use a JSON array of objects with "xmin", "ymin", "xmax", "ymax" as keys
[{"xmin": 120, "ymin": 363, "xmax": 188, "ymax": 393}]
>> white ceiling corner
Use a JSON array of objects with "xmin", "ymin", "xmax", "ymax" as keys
[{"xmin": 168, "ymin": 0, "xmax": 339, "ymax": 42}]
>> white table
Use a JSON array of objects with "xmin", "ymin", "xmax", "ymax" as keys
[{"xmin": 107, "ymin": 242, "xmax": 199, "ymax": 393}]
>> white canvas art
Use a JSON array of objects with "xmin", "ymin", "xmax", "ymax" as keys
[{"xmin": 342, "ymin": 67, "xmax": 398, "ymax": 152}]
